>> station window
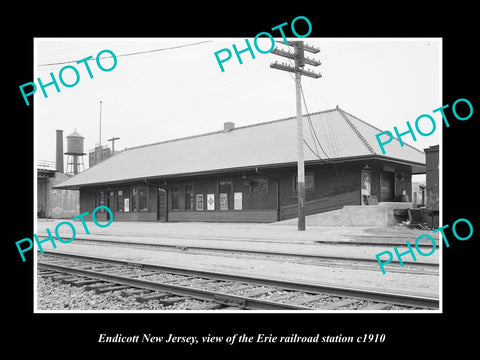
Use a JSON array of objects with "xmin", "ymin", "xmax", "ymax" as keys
[
  {"xmin": 97, "ymin": 191, "xmax": 105, "ymax": 212},
  {"xmin": 108, "ymin": 191, "xmax": 114, "ymax": 212},
  {"xmin": 139, "ymin": 187, "xmax": 148, "ymax": 212},
  {"xmin": 219, "ymin": 180, "xmax": 232, "ymax": 210},
  {"xmin": 196, "ymin": 194, "xmax": 204, "ymax": 211},
  {"xmin": 293, "ymin": 173, "xmax": 315, "ymax": 191},
  {"xmin": 132, "ymin": 188, "xmax": 138, "ymax": 212},
  {"xmin": 250, "ymin": 177, "xmax": 268, "ymax": 193},
  {"xmin": 171, "ymin": 186, "xmax": 179, "ymax": 210},
  {"xmin": 130, "ymin": 187, "xmax": 148, "ymax": 212},
  {"xmin": 117, "ymin": 190, "xmax": 124, "ymax": 212},
  {"xmin": 184, "ymin": 184, "xmax": 194, "ymax": 211}
]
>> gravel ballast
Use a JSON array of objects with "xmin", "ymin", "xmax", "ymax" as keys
[{"xmin": 37, "ymin": 275, "xmax": 217, "ymax": 311}]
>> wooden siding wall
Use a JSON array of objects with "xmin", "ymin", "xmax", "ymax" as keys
[
  {"xmin": 273, "ymin": 162, "xmax": 362, "ymax": 208},
  {"xmin": 280, "ymin": 190, "xmax": 360, "ymax": 220},
  {"xmin": 169, "ymin": 175, "xmax": 277, "ymax": 212},
  {"xmin": 169, "ymin": 210, "xmax": 278, "ymax": 223},
  {"xmin": 77, "ymin": 160, "xmax": 414, "ymax": 223},
  {"xmin": 425, "ymin": 147, "xmax": 439, "ymax": 211},
  {"xmin": 79, "ymin": 189, "xmax": 97, "ymax": 217},
  {"xmin": 362, "ymin": 160, "xmax": 412, "ymax": 202},
  {"xmin": 394, "ymin": 166, "xmax": 412, "ymax": 201},
  {"xmin": 79, "ymin": 186, "xmax": 158, "ymax": 222}
]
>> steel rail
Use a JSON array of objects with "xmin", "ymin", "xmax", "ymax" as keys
[
  {"xmin": 38, "ymin": 251, "xmax": 439, "ymax": 309},
  {"xmin": 64, "ymin": 237, "xmax": 440, "ymax": 270},
  {"xmin": 38, "ymin": 260, "xmax": 309, "ymax": 310},
  {"xmin": 36, "ymin": 231, "xmax": 436, "ymax": 247}
]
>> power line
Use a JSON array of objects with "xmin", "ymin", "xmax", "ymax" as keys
[
  {"xmin": 298, "ymin": 81, "xmax": 341, "ymax": 182},
  {"xmin": 38, "ymin": 40, "xmax": 213, "ymax": 67},
  {"xmin": 300, "ymin": 83, "xmax": 329, "ymax": 159},
  {"xmin": 303, "ymin": 139, "xmax": 322, "ymax": 159},
  {"xmin": 283, "ymin": 57, "xmax": 324, "ymax": 160}
]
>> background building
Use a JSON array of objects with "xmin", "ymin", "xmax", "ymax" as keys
[
  {"xmin": 37, "ymin": 130, "xmax": 83, "ymax": 219},
  {"xmin": 37, "ymin": 130, "xmax": 80, "ymax": 218},
  {"xmin": 37, "ymin": 169, "xmax": 79, "ymax": 218},
  {"xmin": 89, "ymin": 144, "xmax": 115, "ymax": 168}
]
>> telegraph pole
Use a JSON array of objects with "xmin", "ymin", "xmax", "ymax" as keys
[{"xmin": 270, "ymin": 41, "xmax": 321, "ymax": 231}]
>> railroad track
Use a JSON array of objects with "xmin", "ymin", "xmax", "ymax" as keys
[
  {"xmin": 37, "ymin": 251, "xmax": 439, "ymax": 311},
  {"xmin": 65, "ymin": 237, "xmax": 438, "ymax": 275}
]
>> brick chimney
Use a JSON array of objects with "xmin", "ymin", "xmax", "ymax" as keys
[
  {"xmin": 223, "ymin": 122, "xmax": 235, "ymax": 133},
  {"xmin": 56, "ymin": 129, "xmax": 64, "ymax": 173}
]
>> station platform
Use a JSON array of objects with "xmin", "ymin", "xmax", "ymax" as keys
[{"xmin": 36, "ymin": 219, "xmax": 438, "ymax": 244}]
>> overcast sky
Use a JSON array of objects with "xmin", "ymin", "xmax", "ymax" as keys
[{"xmin": 34, "ymin": 37, "xmax": 441, "ymax": 179}]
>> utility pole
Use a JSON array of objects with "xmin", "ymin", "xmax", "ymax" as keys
[
  {"xmin": 107, "ymin": 136, "xmax": 120, "ymax": 155},
  {"xmin": 99, "ymin": 100, "xmax": 102, "ymax": 147},
  {"xmin": 270, "ymin": 41, "xmax": 321, "ymax": 231},
  {"xmin": 99, "ymin": 100, "xmax": 103, "ymax": 161}
]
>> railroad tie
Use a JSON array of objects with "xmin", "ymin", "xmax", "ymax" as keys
[
  {"xmin": 85, "ymin": 282, "xmax": 118, "ymax": 291},
  {"xmin": 136, "ymin": 292, "xmax": 171, "ymax": 303},
  {"xmin": 51, "ymin": 274, "xmax": 76, "ymax": 281},
  {"xmin": 221, "ymin": 306, "xmax": 245, "ymax": 310},
  {"xmin": 61, "ymin": 276, "xmax": 86, "ymax": 284},
  {"xmin": 362, "ymin": 302, "xmax": 391, "ymax": 310},
  {"xmin": 75, "ymin": 265, "xmax": 112, "ymax": 271},
  {"xmin": 120, "ymin": 289, "xmax": 150, "ymax": 297},
  {"xmin": 38, "ymin": 270, "xmax": 57, "ymax": 276},
  {"xmin": 94, "ymin": 285, "xmax": 132, "ymax": 294},
  {"xmin": 319, "ymin": 298, "xmax": 361, "ymax": 310},
  {"xmin": 267, "ymin": 292, "xmax": 298, "ymax": 302},
  {"xmin": 71, "ymin": 279, "xmax": 105, "ymax": 287},
  {"xmin": 161, "ymin": 276, "xmax": 197, "ymax": 284},
  {"xmin": 189, "ymin": 278, "xmax": 220, "ymax": 287},
  {"xmin": 222, "ymin": 284, "xmax": 258, "ymax": 293},
  {"xmin": 156, "ymin": 297, "xmax": 188, "ymax": 306},
  {"xmin": 128, "ymin": 271, "xmax": 160, "ymax": 278},
  {"xmin": 290, "ymin": 294, "xmax": 331, "ymax": 306},
  {"xmin": 188, "ymin": 302, "xmax": 224, "ymax": 310},
  {"xmin": 242, "ymin": 288, "xmax": 273, "ymax": 297},
  {"xmin": 201, "ymin": 281, "xmax": 230, "ymax": 290}
]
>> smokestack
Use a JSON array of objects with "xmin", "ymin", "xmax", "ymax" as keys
[{"xmin": 56, "ymin": 129, "xmax": 64, "ymax": 173}]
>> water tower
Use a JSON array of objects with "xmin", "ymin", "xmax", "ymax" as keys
[{"xmin": 65, "ymin": 129, "xmax": 86, "ymax": 175}]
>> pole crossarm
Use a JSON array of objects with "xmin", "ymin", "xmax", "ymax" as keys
[
  {"xmin": 270, "ymin": 62, "xmax": 321, "ymax": 78},
  {"xmin": 303, "ymin": 56, "xmax": 321, "ymax": 67},
  {"xmin": 271, "ymin": 48, "xmax": 296, "ymax": 60},
  {"xmin": 275, "ymin": 41, "xmax": 320, "ymax": 54}
]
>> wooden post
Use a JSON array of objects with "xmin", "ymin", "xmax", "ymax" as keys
[
  {"xmin": 270, "ymin": 41, "xmax": 321, "ymax": 231},
  {"xmin": 295, "ymin": 46, "xmax": 305, "ymax": 231}
]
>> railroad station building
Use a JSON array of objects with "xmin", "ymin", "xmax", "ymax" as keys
[{"xmin": 54, "ymin": 107, "xmax": 426, "ymax": 223}]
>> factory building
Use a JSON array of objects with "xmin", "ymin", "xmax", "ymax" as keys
[
  {"xmin": 54, "ymin": 107, "xmax": 426, "ymax": 223},
  {"xmin": 37, "ymin": 130, "xmax": 80, "ymax": 218},
  {"xmin": 89, "ymin": 144, "xmax": 119, "ymax": 168},
  {"xmin": 37, "ymin": 170, "xmax": 79, "ymax": 218}
]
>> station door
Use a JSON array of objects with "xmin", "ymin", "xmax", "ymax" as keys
[
  {"xmin": 157, "ymin": 188, "xmax": 167, "ymax": 221},
  {"xmin": 107, "ymin": 191, "xmax": 114, "ymax": 221},
  {"xmin": 380, "ymin": 172, "xmax": 395, "ymax": 202}
]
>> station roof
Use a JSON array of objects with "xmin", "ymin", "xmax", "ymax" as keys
[{"xmin": 54, "ymin": 107, "xmax": 426, "ymax": 189}]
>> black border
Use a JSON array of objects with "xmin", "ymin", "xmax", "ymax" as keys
[{"xmin": 7, "ymin": 6, "xmax": 479, "ymax": 355}]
